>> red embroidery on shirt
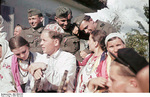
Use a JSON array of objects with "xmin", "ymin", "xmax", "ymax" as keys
[{"xmin": 0, "ymin": 74, "xmax": 3, "ymax": 80}]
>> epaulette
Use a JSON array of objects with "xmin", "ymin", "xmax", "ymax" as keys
[{"xmin": 100, "ymin": 23, "xmax": 105, "ymax": 27}]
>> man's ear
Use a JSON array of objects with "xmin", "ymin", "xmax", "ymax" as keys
[
  {"xmin": 129, "ymin": 78, "xmax": 138, "ymax": 87},
  {"xmin": 54, "ymin": 39, "xmax": 59, "ymax": 46},
  {"xmin": 55, "ymin": 16, "xmax": 58, "ymax": 22},
  {"xmin": 40, "ymin": 17, "xmax": 44, "ymax": 22}
]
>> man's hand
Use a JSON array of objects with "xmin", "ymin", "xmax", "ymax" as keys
[
  {"xmin": 33, "ymin": 69, "xmax": 43, "ymax": 80},
  {"xmin": 72, "ymin": 26, "xmax": 79, "ymax": 36},
  {"xmin": 88, "ymin": 77, "xmax": 107, "ymax": 92},
  {"xmin": 28, "ymin": 62, "xmax": 47, "ymax": 75}
]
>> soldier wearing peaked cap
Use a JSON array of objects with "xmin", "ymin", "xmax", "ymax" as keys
[
  {"xmin": 20, "ymin": 8, "xmax": 44, "ymax": 54},
  {"xmin": 45, "ymin": 6, "xmax": 83, "ymax": 62}
]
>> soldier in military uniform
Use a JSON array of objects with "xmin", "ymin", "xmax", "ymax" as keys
[
  {"xmin": 73, "ymin": 14, "xmax": 117, "ymax": 35},
  {"xmin": 73, "ymin": 14, "xmax": 117, "ymax": 59},
  {"xmin": 45, "ymin": 6, "xmax": 83, "ymax": 62},
  {"xmin": 20, "ymin": 9, "xmax": 44, "ymax": 54}
]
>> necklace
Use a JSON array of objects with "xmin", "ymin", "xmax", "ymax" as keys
[
  {"xmin": 85, "ymin": 55, "xmax": 98, "ymax": 75},
  {"xmin": 18, "ymin": 65, "xmax": 29, "ymax": 77},
  {"xmin": 18, "ymin": 52, "xmax": 33, "ymax": 77}
]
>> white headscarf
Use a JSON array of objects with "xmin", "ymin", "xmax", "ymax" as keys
[
  {"xmin": 105, "ymin": 33, "xmax": 126, "ymax": 46},
  {"xmin": 0, "ymin": 39, "xmax": 12, "ymax": 66}
]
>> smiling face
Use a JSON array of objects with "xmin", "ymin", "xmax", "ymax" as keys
[
  {"xmin": 12, "ymin": 45, "xmax": 30, "ymax": 61},
  {"xmin": 28, "ymin": 15, "xmax": 43, "ymax": 29},
  {"xmin": 55, "ymin": 13, "xmax": 72, "ymax": 30},
  {"xmin": 40, "ymin": 30, "xmax": 60, "ymax": 56}
]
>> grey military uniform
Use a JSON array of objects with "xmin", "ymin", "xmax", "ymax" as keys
[
  {"xmin": 96, "ymin": 20, "xmax": 117, "ymax": 35},
  {"xmin": 60, "ymin": 27, "xmax": 83, "ymax": 62},
  {"xmin": 20, "ymin": 27, "xmax": 44, "ymax": 54}
]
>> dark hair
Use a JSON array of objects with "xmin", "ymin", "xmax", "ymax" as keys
[
  {"xmin": 112, "ymin": 61, "xmax": 136, "ymax": 77},
  {"xmin": 15, "ymin": 24, "xmax": 22, "ymax": 28},
  {"xmin": 9, "ymin": 36, "xmax": 30, "ymax": 50},
  {"xmin": 38, "ymin": 13, "xmax": 43, "ymax": 17},
  {"xmin": 42, "ymin": 29, "xmax": 62, "ymax": 43},
  {"xmin": 91, "ymin": 30, "xmax": 107, "ymax": 51},
  {"xmin": 83, "ymin": 15, "xmax": 91, "ymax": 22}
]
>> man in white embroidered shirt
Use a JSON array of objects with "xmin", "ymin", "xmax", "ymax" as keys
[{"xmin": 28, "ymin": 29, "xmax": 76, "ymax": 92}]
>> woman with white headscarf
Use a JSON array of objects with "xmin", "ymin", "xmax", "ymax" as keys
[{"xmin": 0, "ymin": 38, "xmax": 16, "ymax": 92}]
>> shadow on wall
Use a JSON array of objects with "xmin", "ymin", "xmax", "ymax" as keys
[
  {"xmin": 0, "ymin": 5, "xmax": 14, "ymax": 40},
  {"xmin": 1, "ymin": 5, "xmax": 14, "ymax": 22}
]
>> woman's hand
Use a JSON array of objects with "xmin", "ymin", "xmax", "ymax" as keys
[
  {"xmin": 88, "ymin": 77, "xmax": 107, "ymax": 92},
  {"xmin": 80, "ymin": 50, "xmax": 88, "ymax": 59}
]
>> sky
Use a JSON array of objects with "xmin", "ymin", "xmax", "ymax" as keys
[{"xmin": 86, "ymin": 0, "xmax": 149, "ymax": 35}]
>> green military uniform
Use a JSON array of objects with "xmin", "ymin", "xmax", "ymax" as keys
[{"xmin": 20, "ymin": 27, "xmax": 44, "ymax": 54}]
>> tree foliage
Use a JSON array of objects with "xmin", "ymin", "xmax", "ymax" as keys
[{"xmin": 125, "ymin": 5, "xmax": 149, "ymax": 61}]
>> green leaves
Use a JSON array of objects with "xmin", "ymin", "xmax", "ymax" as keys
[{"xmin": 126, "ymin": 5, "xmax": 149, "ymax": 61}]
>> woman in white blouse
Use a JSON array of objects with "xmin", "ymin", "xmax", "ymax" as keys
[
  {"xmin": 0, "ymin": 38, "xmax": 14, "ymax": 93},
  {"xmin": 0, "ymin": 36, "xmax": 48, "ymax": 93}
]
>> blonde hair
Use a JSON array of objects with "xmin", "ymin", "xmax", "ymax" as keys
[
  {"xmin": 111, "ymin": 61, "xmax": 136, "ymax": 77},
  {"xmin": 42, "ymin": 29, "xmax": 62, "ymax": 43}
]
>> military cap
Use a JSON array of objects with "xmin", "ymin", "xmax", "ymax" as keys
[
  {"xmin": 28, "ymin": 8, "xmax": 42, "ymax": 17},
  {"xmin": 110, "ymin": 48, "xmax": 149, "ymax": 74},
  {"xmin": 56, "ymin": 6, "xmax": 72, "ymax": 18},
  {"xmin": 73, "ymin": 14, "xmax": 85, "ymax": 28}
]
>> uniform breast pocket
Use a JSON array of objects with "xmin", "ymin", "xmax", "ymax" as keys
[
  {"xmin": 26, "ymin": 34, "xmax": 34, "ymax": 43},
  {"xmin": 34, "ymin": 35, "xmax": 41, "ymax": 47}
]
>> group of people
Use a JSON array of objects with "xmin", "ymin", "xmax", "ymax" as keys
[{"xmin": 0, "ymin": 6, "xmax": 149, "ymax": 93}]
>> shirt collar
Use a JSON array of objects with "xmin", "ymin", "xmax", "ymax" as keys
[
  {"xmin": 31, "ymin": 26, "xmax": 44, "ymax": 34},
  {"xmin": 47, "ymin": 49, "xmax": 61, "ymax": 59}
]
